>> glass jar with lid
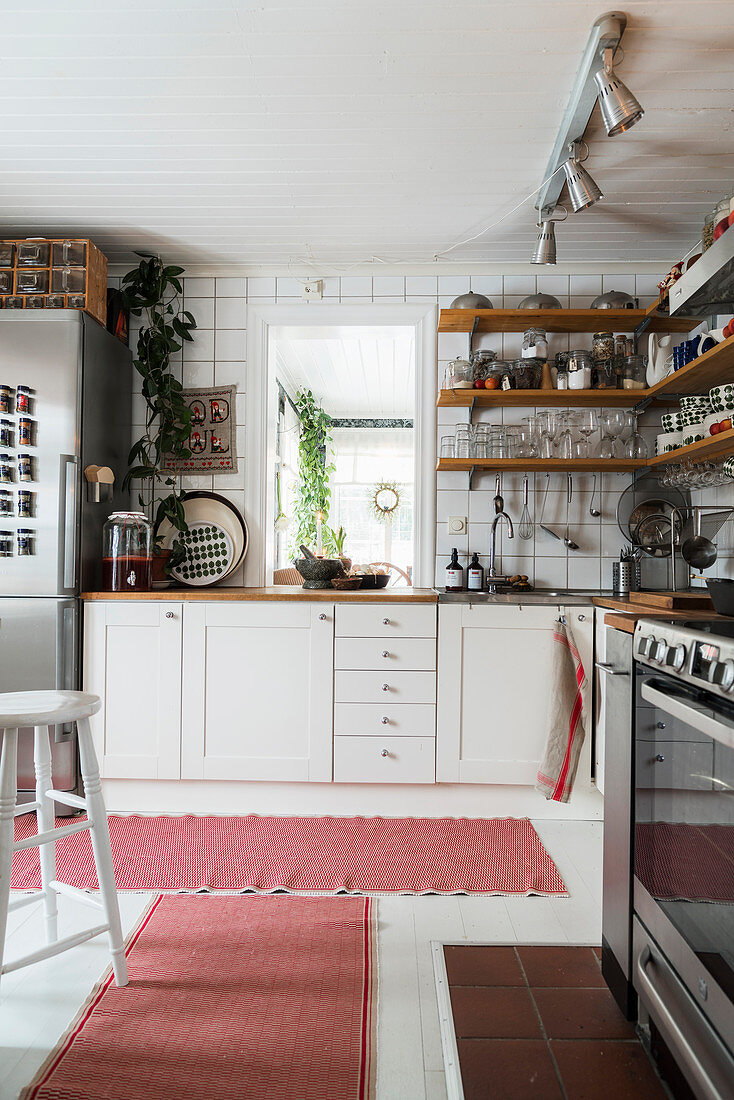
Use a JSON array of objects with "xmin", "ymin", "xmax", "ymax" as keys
[
  {"xmin": 102, "ymin": 511, "xmax": 153, "ymax": 592},
  {"xmin": 469, "ymin": 349, "xmax": 497, "ymax": 383},
  {"xmin": 512, "ymin": 360, "xmax": 542, "ymax": 389},
  {"xmin": 567, "ymin": 349, "xmax": 593, "ymax": 390},
  {"xmin": 444, "ymin": 357, "xmax": 473, "ymax": 389},
  {"xmin": 521, "ymin": 328, "xmax": 548, "ymax": 359},
  {"xmin": 621, "ymin": 354, "xmax": 647, "ymax": 390},
  {"xmin": 592, "ymin": 360, "xmax": 617, "ymax": 390},
  {"xmin": 592, "ymin": 332, "xmax": 615, "ymax": 362}
]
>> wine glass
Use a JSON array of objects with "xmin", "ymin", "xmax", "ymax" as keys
[
  {"xmin": 575, "ymin": 409, "xmax": 598, "ymax": 458},
  {"xmin": 623, "ymin": 413, "xmax": 649, "ymax": 460},
  {"xmin": 599, "ymin": 409, "xmax": 627, "ymax": 458},
  {"xmin": 536, "ymin": 411, "xmax": 558, "ymax": 459},
  {"xmin": 554, "ymin": 413, "xmax": 574, "ymax": 459}
]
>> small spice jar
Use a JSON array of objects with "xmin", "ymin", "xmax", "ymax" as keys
[
  {"xmin": 567, "ymin": 349, "xmax": 593, "ymax": 390},
  {"xmin": 521, "ymin": 327, "xmax": 548, "ymax": 359},
  {"xmin": 17, "ymin": 489, "xmax": 32, "ymax": 518},
  {"xmin": 18, "ymin": 417, "xmax": 33, "ymax": 447},
  {"xmin": 5, "ymin": 296, "xmax": 24, "ymax": 309},
  {"xmin": 0, "ymin": 419, "xmax": 13, "ymax": 447},
  {"xmin": 621, "ymin": 354, "xmax": 647, "ymax": 390},
  {"xmin": 15, "ymin": 385, "xmax": 31, "ymax": 413},
  {"xmin": 16, "ymin": 528, "xmax": 34, "ymax": 556},
  {"xmin": 0, "ymin": 490, "xmax": 12, "ymax": 514},
  {"xmin": 17, "ymin": 454, "xmax": 33, "ymax": 481},
  {"xmin": 0, "ymin": 530, "xmax": 12, "ymax": 556},
  {"xmin": 0, "ymin": 454, "xmax": 12, "ymax": 482},
  {"xmin": 592, "ymin": 332, "xmax": 615, "ymax": 362},
  {"xmin": 0, "ymin": 386, "xmax": 12, "ymax": 414}
]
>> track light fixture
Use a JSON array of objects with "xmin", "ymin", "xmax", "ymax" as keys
[
  {"xmin": 530, "ymin": 206, "xmax": 567, "ymax": 266},
  {"xmin": 561, "ymin": 141, "xmax": 603, "ymax": 213},
  {"xmin": 594, "ymin": 47, "xmax": 645, "ymax": 136}
]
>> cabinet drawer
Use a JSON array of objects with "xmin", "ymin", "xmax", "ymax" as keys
[
  {"xmin": 335, "ymin": 637, "xmax": 436, "ymax": 672},
  {"xmin": 334, "ymin": 736, "xmax": 435, "ymax": 783},
  {"xmin": 636, "ymin": 740, "xmax": 713, "ymax": 791},
  {"xmin": 335, "ymin": 603, "xmax": 436, "ymax": 639},
  {"xmin": 334, "ymin": 670, "xmax": 436, "ymax": 705},
  {"xmin": 334, "ymin": 702, "xmax": 436, "ymax": 737}
]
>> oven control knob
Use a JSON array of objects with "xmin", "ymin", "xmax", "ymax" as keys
[
  {"xmin": 710, "ymin": 659, "xmax": 734, "ymax": 691},
  {"xmin": 639, "ymin": 634, "xmax": 656, "ymax": 658},
  {"xmin": 652, "ymin": 640, "xmax": 668, "ymax": 665},
  {"xmin": 666, "ymin": 644, "xmax": 687, "ymax": 671}
]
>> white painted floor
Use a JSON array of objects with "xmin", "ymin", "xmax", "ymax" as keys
[{"xmin": 0, "ymin": 819, "xmax": 602, "ymax": 1100}]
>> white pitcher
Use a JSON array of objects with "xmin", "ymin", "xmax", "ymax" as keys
[{"xmin": 647, "ymin": 333, "xmax": 674, "ymax": 385}]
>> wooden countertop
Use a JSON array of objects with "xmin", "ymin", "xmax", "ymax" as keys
[
  {"xmin": 593, "ymin": 594, "xmax": 726, "ymax": 635},
  {"xmin": 82, "ymin": 585, "xmax": 439, "ymax": 603}
]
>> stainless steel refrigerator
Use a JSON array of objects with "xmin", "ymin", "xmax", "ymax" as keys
[{"xmin": 0, "ymin": 311, "xmax": 132, "ymax": 806}]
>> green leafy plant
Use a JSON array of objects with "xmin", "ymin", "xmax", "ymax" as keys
[
  {"xmin": 330, "ymin": 525, "xmax": 347, "ymax": 556},
  {"xmin": 289, "ymin": 389, "xmax": 335, "ymax": 558},
  {"xmin": 121, "ymin": 253, "xmax": 197, "ymax": 568}
]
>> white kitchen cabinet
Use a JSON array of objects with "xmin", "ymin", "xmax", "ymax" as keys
[
  {"xmin": 436, "ymin": 603, "xmax": 594, "ymax": 785},
  {"xmin": 84, "ymin": 602, "xmax": 183, "ymax": 780},
  {"xmin": 181, "ymin": 602, "xmax": 334, "ymax": 782}
]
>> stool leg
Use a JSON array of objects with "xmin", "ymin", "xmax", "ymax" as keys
[
  {"xmin": 34, "ymin": 725, "xmax": 58, "ymax": 944},
  {"xmin": 0, "ymin": 729, "xmax": 19, "ymax": 991},
  {"xmin": 76, "ymin": 717, "xmax": 128, "ymax": 987}
]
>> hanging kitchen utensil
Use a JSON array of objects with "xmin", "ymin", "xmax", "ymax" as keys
[
  {"xmin": 538, "ymin": 474, "xmax": 563, "ymax": 543},
  {"xmin": 564, "ymin": 475, "xmax": 580, "ymax": 551},
  {"xmin": 589, "ymin": 474, "xmax": 600, "ymax": 517},
  {"xmin": 518, "ymin": 475, "xmax": 533, "ymax": 540},
  {"xmin": 681, "ymin": 509, "xmax": 717, "ymax": 571},
  {"xmin": 616, "ymin": 473, "xmax": 687, "ymax": 546}
]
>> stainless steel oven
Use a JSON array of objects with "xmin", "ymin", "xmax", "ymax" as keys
[{"xmin": 633, "ymin": 618, "xmax": 734, "ymax": 1100}]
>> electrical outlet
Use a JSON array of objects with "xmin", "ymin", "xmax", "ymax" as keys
[
  {"xmin": 302, "ymin": 280, "xmax": 323, "ymax": 301},
  {"xmin": 447, "ymin": 516, "xmax": 467, "ymax": 535}
]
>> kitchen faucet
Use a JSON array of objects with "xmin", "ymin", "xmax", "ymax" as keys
[{"xmin": 488, "ymin": 487, "xmax": 514, "ymax": 592}]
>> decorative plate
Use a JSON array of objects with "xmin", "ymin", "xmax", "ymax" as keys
[
  {"xmin": 169, "ymin": 521, "xmax": 235, "ymax": 585},
  {"xmin": 157, "ymin": 491, "xmax": 248, "ymax": 586}
]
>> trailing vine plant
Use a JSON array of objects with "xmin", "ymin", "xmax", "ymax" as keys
[
  {"xmin": 289, "ymin": 389, "xmax": 336, "ymax": 558},
  {"xmin": 121, "ymin": 253, "xmax": 197, "ymax": 568}
]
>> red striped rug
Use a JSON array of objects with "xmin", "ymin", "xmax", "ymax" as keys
[
  {"xmin": 20, "ymin": 894, "xmax": 376, "ymax": 1100},
  {"xmin": 12, "ymin": 814, "xmax": 566, "ymax": 896}
]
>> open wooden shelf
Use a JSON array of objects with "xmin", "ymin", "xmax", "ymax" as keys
[
  {"xmin": 437, "ymin": 457, "xmax": 644, "ymax": 473},
  {"xmin": 438, "ymin": 306, "xmax": 696, "ymax": 334},
  {"xmin": 436, "ymin": 388, "xmax": 661, "ymax": 408},
  {"xmin": 646, "ymin": 426, "xmax": 734, "ymax": 467},
  {"xmin": 646, "ymin": 334, "xmax": 734, "ymax": 399}
]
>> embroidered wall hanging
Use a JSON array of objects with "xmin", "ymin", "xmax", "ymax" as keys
[{"xmin": 163, "ymin": 385, "xmax": 238, "ymax": 474}]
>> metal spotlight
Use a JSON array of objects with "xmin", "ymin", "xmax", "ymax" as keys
[
  {"xmin": 562, "ymin": 144, "xmax": 603, "ymax": 212},
  {"xmin": 530, "ymin": 206, "xmax": 567, "ymax": 265},
  {"xmin": 594, "ymin": 48, "xmax": 644, "ymax": 136},
  {"xmin": 531, "ymin": 221, "xmax": 557, "ymax": 265}
]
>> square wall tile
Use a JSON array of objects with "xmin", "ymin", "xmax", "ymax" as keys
[
  {"xmin": 470, "ymin": 275, "xmax": 503, "ymax": 298},
  {"xmin": 276, "ymin": 277, "xmax": 304, "ymax": 298},
  {"xmin": 437, "ymin": 489, "xmax": 469, "ymax": 522},
  {"xmin": 373, "ymin": 276, "xmax": 405, "ymax": 296},
  {"xmin": 185, "ymin": 328, "xmax": 215, "ymax": 362},
  {"xmin": 247, "ymin": 276, "xmax": 276, "ymax": 298},
  {"xmin": 184, "ymin": 297, "xmax": 215, "ymax": 329},
  {"xmin": 340, "ymin": 276, "xmax": 373, "ymax": 297},
  {"xmin": 216, "ymin": 329, "xmax": 247, "ymax": 361},
  {"xmin": 602, "ymin": 273, "xmax": 635, "ymax": 295},
  {"xmin": 503, "ymin": 275, "xmax": 536, "ymax": 296},
  {"xmin": 214, "ymin": 361, "xmax": 247, "ymax": 388},
  {"xmin": 183, "ymin": 277, "xmax": 215, "ymax": 297},
  {"xmin": 216, "ymin": 277, "xmax": 247, "ymax": 297},
  {"xmin": 216, "ymin": 297, "xmax": 246, "ymax": 329},
  {"xmin": 570, "ymin": 275, "xmax": 602, "ymax": 296},
  {"xmin": 181, "ymin": 362, "xmax": 214, "ymax": 388},
  {"xmin": 406, "ymin": 275, "xmax": 437, "ymax": 295},
  {"xmin": 438, "ymin": 276, "xmax": 471, "ymax": 297}
]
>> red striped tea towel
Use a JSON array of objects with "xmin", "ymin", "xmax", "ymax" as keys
[{"xmin": 536, "ymin": 619, "xmax": 588, "ymax": 803}]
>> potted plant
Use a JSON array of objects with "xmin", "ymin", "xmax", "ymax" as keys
[
  {"xmin": 289, "ymin": 389, "xmax": 335, "ymax": 558},
  {"xmin": 330, "ymin": 525, "xmax": 351, "ymax": 573},
  {"xmin": 121, "ymin": 253, "xmax": 197, "ymax": 582}
]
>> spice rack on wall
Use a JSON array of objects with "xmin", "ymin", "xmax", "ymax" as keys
[{"xmin": 0, "ymin": 238, "xmax": 108, "ymax": 328}]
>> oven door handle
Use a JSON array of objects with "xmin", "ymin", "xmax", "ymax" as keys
[
  {"xmin": 641, "ymin": 681, "xmax": 734, "ymax": 750},
  {"xmin": 636, "ymin": 946, "xmax": 721, "ymax": 1100}
]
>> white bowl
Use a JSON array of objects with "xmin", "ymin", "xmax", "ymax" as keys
[{"xmin": 655, "ymin": 431, "xmax": 682, "ymax": 455}]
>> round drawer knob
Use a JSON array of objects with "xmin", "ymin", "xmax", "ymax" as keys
[
  {"xmin": 165, "ymin": 612, "xmax": 175, "ymax": 619},
  {"xmin": 318, "ymin": 613, "xmax": 327, "ymax": 621},
  {"xmin": 655, "ymin": 754, "xmax": 665, "ymax": 763},
  {"xmin": 381, "ymin": 716, "xmax": 390, "ymax": 725},
  {"xmin": 577, "ymin": 614, "xmax": 586, "ymax": 622},
  {"xmin": 382, "ymin": 650, "xmax": 390, "ymax": 658},
  {"xmin": 382, "ymin": 618, "xmax": 390, "ymax": 625},
  {"xmin": 381, "ymin": 749, "xmax": 390, "ymax": 757},
  {"xmin": 381, "ymin": 683, "xmax": 390, "ymax": 692}
]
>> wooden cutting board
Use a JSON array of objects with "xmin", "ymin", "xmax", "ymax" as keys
[{"xmin": 627, "ymin": 590, "xmax": 713, "ymax": 610}]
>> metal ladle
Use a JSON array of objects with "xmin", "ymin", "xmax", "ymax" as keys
[
  {"xmin": 564, "ymin": 475, "xmax": 580, "ymax": 551},
  {"xmin": 682, "ymin": 508, "xmax": 717, "ymax": 571}
]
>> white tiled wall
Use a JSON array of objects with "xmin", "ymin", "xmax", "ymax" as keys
[{"xmin": 118, "ymin": 268, "xmax": 708, "ymax": 590}]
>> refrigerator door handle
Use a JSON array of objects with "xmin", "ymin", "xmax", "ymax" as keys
[
  {"xmin": 55, "ymin": 601, "xmax": 77, "ymax": 741},
  {"xmin": 59, "ymin": 454, "xmax": 78, "ymax": 591}
]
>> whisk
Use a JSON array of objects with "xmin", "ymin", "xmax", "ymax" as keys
[{"xmin": 518, "ymin": 475, "xmax": 533, "ymax": 540}]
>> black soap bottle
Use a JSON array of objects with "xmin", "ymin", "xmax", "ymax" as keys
[
  {"xmin": 467, "ymin": 552, "xmax": 484, "ymax": 591},
  {"xmin": 445, "ymin": 548, "xmax": 464, "ymax": 592}
]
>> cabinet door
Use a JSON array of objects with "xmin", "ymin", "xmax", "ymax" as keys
[
  {"xmin": 84, "ymin": 602, "xmax": 182, "ymax": 779},
  {"xmin": 437, "ymin": 604, "xmax": 594, "ymax": 785},
  {"xmin": 181, "ymin": 602, "xmax": 334, "ymax": 782}
]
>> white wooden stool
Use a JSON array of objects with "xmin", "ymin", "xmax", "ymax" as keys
[{"xmin": 0, "ymin": 691, "xmax": 128, "ymax": 988}]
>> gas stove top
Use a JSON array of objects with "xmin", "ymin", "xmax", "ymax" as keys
[{"xmin": 634, "ymin": 616, "xmax": 734, "ymax": 699}]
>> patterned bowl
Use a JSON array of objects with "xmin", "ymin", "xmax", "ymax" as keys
[{"xmin": 295, "ymin": 557, "xmax": 345, "ymax": 589}]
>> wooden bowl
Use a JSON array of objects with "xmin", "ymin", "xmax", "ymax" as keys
[{"xmin": 331, "ymin": 575, "xmax": 363, "ymax": 591}]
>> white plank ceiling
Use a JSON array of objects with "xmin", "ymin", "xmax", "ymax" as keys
[
  {"xmin": 0, "ymin": 0, "xmax": 732, "ymax": 266},
  {"xmin": 274, "ymin": 326, "xmax": 415, "ymax": 418}
]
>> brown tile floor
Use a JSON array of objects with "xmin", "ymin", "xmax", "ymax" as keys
[{"xmin": 444, "ymin": 945, "xmax": 668, "ymax": 1100}]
